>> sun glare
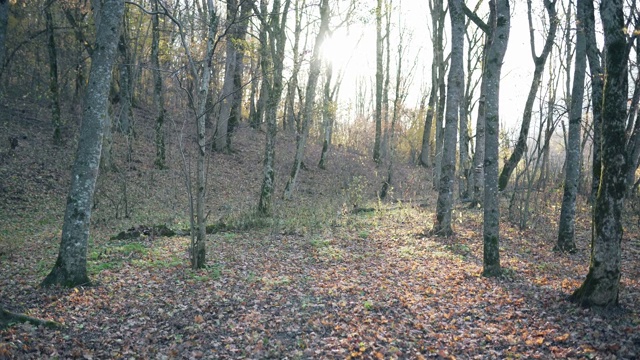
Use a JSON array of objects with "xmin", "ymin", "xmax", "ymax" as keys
[{"xmin": 319, "ymin": 30, "xmax": 364, "ymax": 71}]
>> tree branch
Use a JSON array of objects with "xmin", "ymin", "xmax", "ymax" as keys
[{"xmin": 462, "ymin": 3, "xmax": 489, "ymax": 33}]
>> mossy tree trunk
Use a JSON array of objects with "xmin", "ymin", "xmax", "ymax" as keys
[
  {"xmin": 434, "ymin": 0, "xmax": 464, "ymax": 236},
  {"xmin": 257, "ymin": 0, "xmax": 291, "ymax": 215},
  {"xmin": 482, "ymin": 0, "xmax": 510, "ymax": 277},
  {"xmin": 41, "ymin": 0, "xmax": 124, "ymax": 288},
  {"xmin": 569, "ymin": 0, "xmax": 627, "ymax": 308},
  {"xmin": 0, "ymin": 307, "xmax": 60, "ymax": 330},
  {"xmin": 556, "ymin": 0, "xmax": 586, "ymax": 253}
]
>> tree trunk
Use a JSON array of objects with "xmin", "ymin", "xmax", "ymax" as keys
[
  {"xmin": 0, "ymin": 0, "xmax": 8, "ymax": 77},
  {"xmin": 251, "ymin": 9, "xmax": 268, "ymax": 130},
  {"xmin": 584, "ymin": 0, "xmax": 603, "ymax": 203},
  {"xmin": 284, "ymin": 0, "xmax": 304, "ymax": 133},
  {"xmin": 556, "ymin": 0, "xmax": 587, "ymax": 253},
  {"xmin": 470, "ymin": 76, "xmax": 486, "ymax": 207},
  {"xmin": 151, "ymin": 0, "xmax": 166, "ymax": 169},
  {"xmin": 381, "ymin": 5, "xmax": 391, "ymax": 159},
  {"xmin": 229, "ymin": 1, "xmax": 251, "ymax": 139},
  {"xmin": 192, "ymin": 0, "xmax": 217, "ymax": 270},
  {"xmin": 41, "ymin": 0, "xmax": 124, "ymax": 288},
  {"xmin": 467, "ymin": 5, "xmax": 491, "ymax": 208},
  {"xmin": 215, "ymin": 0, "xmax": 249, "ymax": 151},
  {"xmin": 318, "ymin": 61, "xmax": 334, "ymax": 169},
  {"xmin": 498, "ymin": 0, "xmax": 557, "ymax": 191},
  {"xmin": 433, "ymin": 66, "xmax": 446, "ymax": 189},
  {"xmin": 373, "ymin": 0, "xmax": 383, "ymax": 164},
  {"xmin": 569, "ymin": 0, "xmax": 627, "ymax": 308},
  {"xmin": 419, "ymin": 89, "xmax": 436, "ymax": 168},
  {"xmin": 1, "ymin": 307, "xmax": 60, "ymax": 330},
  {"xmin": 458, "ymin": 64, "xmax": 469, "ymax": 200},
  {"xmin": 624, "ymin": 43, "xmax": 640, "ymax": 193},
  {"xmin": 45, "ymin": 3, "xmax": 62, "ymax": 145},
  {"xmin": 482, "ymin": 0, "xmax": 509, "ymax": 277},
  {"xmin": 434, "ymin": 0, "xmax": 464, "ymax": 236},
  {"xmin": 117, "ymin": 22, "xmax": 134, "ymax": 137},
  {"xmin": 283, "ymin": 0, "xmax": 328, "ymax": 200},
  {"xmin": 258, "ymin": 0, "xmax": 291, "ymax": 215}
]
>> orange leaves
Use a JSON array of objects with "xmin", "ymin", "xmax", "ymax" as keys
[{"xmin": 554, "ymin": 333, "xmax": 570, "ymax": 342}]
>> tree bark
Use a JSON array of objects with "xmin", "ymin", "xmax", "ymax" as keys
[
  {"xmin": 482, "ymin": 0, "xmax": 509, "ymax": 277},
  {"xmin": 284, "ymin": 0, "xmax": 304, "ymax": 133},
  {"xmin": 151, "ymin": 0, "xmax": 166, "ymax": 169},
  {"xmin": 434, "ymin": 0, "xmax": 464, "ymax": 236},
  {"xmin": 373, "ymin": 0, "xmax": 383, "ymax": 164},
  {"xmin": 419, "ymin": 89, "xmax": 436, "ymax": 168},
  {"xmin": 257, "ymin": 0, "xmax": 291, "ymax": 215},
  {"xmin": 467, "ymin": 6, "xmax": 491, "ymax": 208},
  {"xmin": 191, "ymin": 0, "xmax": 217, "ymax": 270},
  {"xmin": 556, "ymin": 0, "xmax": 586, "ymax": 253},
  {"xmin": 624, "ymin": 40, "xmax": 640, "ymax": 193},
  {"xmin": 44, "ymin": 3, "xmax": 62, "ymax": 145},
  {"xmin": 318, "ymin": 61, "xmax": 337, "ymax": 169},
  {"xmin": 0, "ymin": 0, "xmax": 8, "ymax": 77},
  {"xmin": 498, "ymin": 0, "xmax": 557, "ymax": 191},
  {"xmin": 569, "ymin": 0, "xmax": 628, "ymax": 308},
  {"xmin": 215, "ymin": 0, "xmax": 247, "ymax": 152},
  {"xmin": 117, "ymin": 26, "xmax": 133, "ymax": 137},
  {"xmin": 41, "ymin": 0, "xmax": 124, "ymax": 288},
  {"xmin": 381, "ymin": 5, "xmax": 391, "ymax": 159},
  {"xmin": 0, "ymin": 307, "xmax": 60, "ymax": 330},
  {"xmin": 584, "ymin": 0, "xmax": 603, "ymax": 203}
]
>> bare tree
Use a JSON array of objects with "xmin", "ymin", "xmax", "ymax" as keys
[
  {"xmin": 283, "ymin": 0, "xmax": 305, "ymax": 133},
  {"xmin": 570, "ymin": 0, "xmax": 628, "ymax": 307},
  {"xmin": 283, "ymin": 0, "xmax": 330, "ymax": 200},
  {"xmin": 151, "ymin": 0, "xmax": 166, "ymax": 169},
  {"xmin": 584, "ymin": 0, "xmax": 603, "ymax": 202},
  {"xmin": 498, "ymin": 0, "xmax": 558, "ymax": 191},
  {"xmin": 318, "ymin": 60, "xmax": 342, "ymax": 169},
  {"xmin": 373, "ymin": 0, "xmax": 384, "ymax": 164},
  {"xmin": 434, "ymin": 0, "xmax": 464, "ymax": 236},
  {"xmin": 459, "ymin": 6, "xmax": 483, "ymax": 200},
  {"xmin": 41, "ymin": 0, "xmax": 124, "ymax": 287},
  {"xmin": 463, "ymin": 3, "xmax": 489, "ymax": 208},
  {"xmin": 556, "ymin": 0, "xmax": 586, "ymax": 253},
  {"xmin": 256, "ymin": 0, "xmax": 291, "ymax": 215},
  {"xmin": 215, "ymin": 0, "xmax": 251, "ymax": 152},
  {"xmin": 0, "ymin": 0, "xmax": 8, "ymax": 77},
  {"xmin": 44, "ymin": 1, "xmax": 62, "ymax": 145},
  {"xmin": 482, "ymin": 0, "xmax": 510, "ymax": 277}
]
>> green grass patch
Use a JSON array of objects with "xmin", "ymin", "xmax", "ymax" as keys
[
  {"xmin": 190, "ymin": 264, "xmax": 222, "ymax": 282},
  {"xmin": 310, "ymin": 237, "xmax": 332, "ymax": 248}
]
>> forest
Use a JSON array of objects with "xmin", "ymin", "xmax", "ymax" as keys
[{"xmin": 0, "ymin": 0, "xmax": 639, "ymax": 357}]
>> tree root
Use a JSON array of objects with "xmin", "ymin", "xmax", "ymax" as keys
[{"xmin": 0, "ymin": 307, "xmax": 61, "ymax": 330}]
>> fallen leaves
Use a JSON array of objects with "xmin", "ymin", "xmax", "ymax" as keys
[{"xmin": 2, "ymin": 177, "xmax": 640, "ymax": 358}]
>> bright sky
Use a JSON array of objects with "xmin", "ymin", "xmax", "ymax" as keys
[{"xmin": 320, "ymin": 0, "xmax": 555, "ymax": 133}]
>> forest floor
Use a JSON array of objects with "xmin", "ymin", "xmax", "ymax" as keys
[{"xmin": 1, "ymin": 99, "xmax": 639, "ymax": 359}]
